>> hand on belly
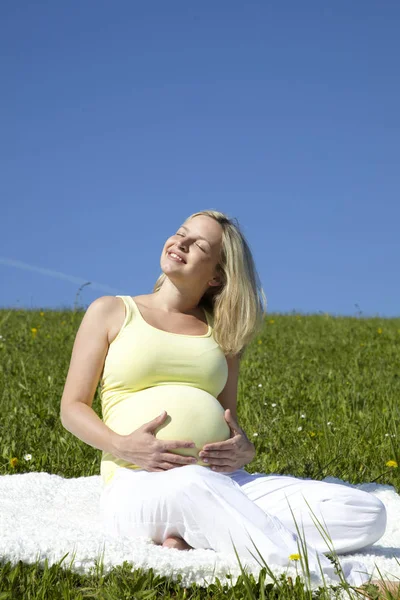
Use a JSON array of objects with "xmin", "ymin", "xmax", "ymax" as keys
[{"xmin": 110, "ymin": 384, "xmax": 230, "ymax": 466}]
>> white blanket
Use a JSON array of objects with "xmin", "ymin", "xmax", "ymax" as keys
[{"xmin": 0, "ymin": 472, "xmax": 399, "ymax": 590}]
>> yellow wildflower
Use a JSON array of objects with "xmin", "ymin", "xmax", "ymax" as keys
[
  {"xmin": 269, "ymin": 319, "xmax": 275, "ymax": 324},
  {"xmin": 9, "ymin": 457, "xmax": 18, "ymax": 468},
  {"xmin": 31, "ymin": 328, "xmax": 37, "ymax": 338},
  {"xmin": 309, "ymin": 431, "xmax": 316, "ymax": 437},
  {"xmin": 258, "ymin": 339, "xmax": 263, "ymax": 345},
  {"xmin": 377, "ymin": 328, "xmax": 382, "ymax": 334},
  {"xmin": 386, "ymin": 460, "xmax": 398, "ymax": 468},
  {"xmin": 40, "ymin": 312, "xmax": 44, "ymax": 316},
  {"xmin": 360, "ymin": 343, "xmax": 365, "ymax": 347},
  {"xmin": 289, "ymin": 553, "xmax": 301, "ymax": 561}
]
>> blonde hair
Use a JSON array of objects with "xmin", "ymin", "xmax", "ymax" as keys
[{"xmin": 153, "ymin": 210, "xmax": 267, "ymax": 357}]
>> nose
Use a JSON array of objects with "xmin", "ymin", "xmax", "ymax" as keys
[{"xmin": 178, "ymin": 238, "xmax": 189, "ymax": 252}]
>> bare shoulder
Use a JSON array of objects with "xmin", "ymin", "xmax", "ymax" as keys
[
  {"xmin": 97, "ymin": 295, "xmax": 130, "ymax": 345},
  {"xmin": 105, "ymin": 294, "xmax": 155, "ymax": 344}
]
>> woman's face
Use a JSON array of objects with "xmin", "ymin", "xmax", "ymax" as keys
[{"xmin": 160, "ymin": 215, "xmax": 223, "ymax": 289}]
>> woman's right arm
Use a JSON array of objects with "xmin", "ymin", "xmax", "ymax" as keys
[
  {"xmin": 59, "ymin": 296, "xmax": 120, "ymax": 455},
  {"xmin": 59, "ymin": 296, "xmax": 197, "ymax": 471}
]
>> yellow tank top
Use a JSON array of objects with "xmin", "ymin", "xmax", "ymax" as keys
[{"xmin": 100, "ymin": 295, "xmax": 229, "ymax": 486}]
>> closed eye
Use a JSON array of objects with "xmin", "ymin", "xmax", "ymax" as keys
[{"xmin": 175, "ymin": 232, "xmax": 207, "ymax": 252}]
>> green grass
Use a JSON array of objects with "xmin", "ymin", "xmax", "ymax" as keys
[{"xmin": 0, "ymin": 304, "xmax": 399, "ymax": 598}]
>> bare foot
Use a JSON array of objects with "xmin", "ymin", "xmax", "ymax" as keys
[
  {"xmin": 356, "ymin": 579, "xmax": 400, "ymax": 599},
  {"xmin": 162, "ymin": 535, "xmax": 193, "ymax": 551}
]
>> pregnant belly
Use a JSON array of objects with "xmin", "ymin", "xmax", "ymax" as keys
[{"xmin": 108, "ymin": 384, "xmax": 231, "ymax": 466}]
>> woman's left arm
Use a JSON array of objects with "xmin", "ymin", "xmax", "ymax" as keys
[{"xmin": 199, "ymin": 354, "xmax": 256, "ymax": 472}]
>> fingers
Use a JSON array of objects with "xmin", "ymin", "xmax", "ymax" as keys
[
  {"xmin": 201, "ymin": 456, "xmax": 236, "ymax": 467},
  {"xmin": 142, "ymin": 411, "xmax": 169, "ymax": 432},
  {"xmin": 201, "ymin": 436, "xmax": 240, "ymax": 452},
  {"xmin": 199, "ymin": 450, "xmax": 236, "ymax": 460},
  {"xmin": 160, "ymin": 452, "xmax": 198, "ymax": 466}
]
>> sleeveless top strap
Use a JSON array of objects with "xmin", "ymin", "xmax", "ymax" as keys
[{"xmin": 115, "ymin": 295, "xmax": 135, "ymax": 329}]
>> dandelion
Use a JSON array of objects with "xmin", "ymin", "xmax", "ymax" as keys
[
  {"xmin": 297, "ymin": 426, "xmax": 303, "ymax": 432},
  {"xmin": 253, "ymin": 433, "xmax": 259, "ymax": 437},
  {"xmin": 31, "ymin": 327, "xmax": 38, "ymax": 338},
  {"xmin": 271, "ymin": 403, "xmax": 277, "ymax": 408},
  {"xmin": 289, "ymin": 553, "xmax": 301, "ymax": 561},
  {"xmin": 40, "ymin": 311, "xmax": 44, "ymax": 316},
  {"xmin": 9, "ymin": 457, "xmax": 18, "ymax": 468},
  {"xmin": 269, "ymin": 319, "xmax": 275, "ymax": 324},
  {"xmin": 24, "ymin": 454, "xmax": 32, "ymax": 461},
  {"xmin": 257, "ymin": 339, "xmax": 263, "ymax": 345},
  {"xmin": 377, "ymin": 328, "xmax": 382, "ymax": 334},
  {"xmin": 386, "ymin": 460, "xmax": 398, "ymax": 468},
  {"xmin": 309, "ymin": 431, "xmax": 316, "ymax": 437}
]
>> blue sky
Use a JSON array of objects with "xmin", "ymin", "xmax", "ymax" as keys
[{"xmin": 1, "ymin": 2, "xmax": 399, "ymax": 317}]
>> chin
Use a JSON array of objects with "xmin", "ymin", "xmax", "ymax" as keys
[
  {"xmin": 160, "ymin": 261, "xmax": 181, "ymax": 280},
  {"xmin": 161, "ymin": 254, "xmax": 185, "ymax": 274}
]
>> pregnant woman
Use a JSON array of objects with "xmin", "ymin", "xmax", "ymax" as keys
[{"xmin": 60, "ymin": 210, "xmax": 390, "ymax": 593}]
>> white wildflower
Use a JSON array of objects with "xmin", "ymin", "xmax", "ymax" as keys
[
  {"xmin": 271, "ymin": 403, "xmax": 277, "ymax": 408},
  {"xmin": 327, "ymin": 422, "xmax": 332, "ymax": 426},
  {"xmin": 24, "ymin": 454, "xmax": 32, "ymax": 461},
  {"xmin": 300, "ymin": 414, "xmax": 306, "ymax": 419},
  {"xmin": 297, "ymin": 426, "xmax": 303, "ymax": 432},
  {"xmin": 253, "ymin": 432, "xmax": 259, "ymax": 437},
  {"xmin": 258, "ymin": 383, "xmax": 263, "ymax": 388}
]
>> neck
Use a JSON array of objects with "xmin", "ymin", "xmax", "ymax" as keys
[{"xmin": 150, "ymin": 277, "xmax": 207, "ymax": 314}]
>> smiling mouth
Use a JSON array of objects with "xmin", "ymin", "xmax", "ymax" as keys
[{"xmin": 167, "ymin": 251, "xmax": 186, "ymax": 264}]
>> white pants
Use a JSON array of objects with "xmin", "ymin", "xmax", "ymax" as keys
[{"xmin": 99, "ymin": 465, "xmax": 386, "ymax": 587}]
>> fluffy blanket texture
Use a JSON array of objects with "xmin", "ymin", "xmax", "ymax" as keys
[{"xmin": 0, "ymin": 472, "xmax": 399, "ymax": 591}]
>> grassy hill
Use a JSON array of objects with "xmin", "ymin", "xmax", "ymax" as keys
[{"xmin": 0, "ymin": 307, "xmax": 399, "ymax": 598}]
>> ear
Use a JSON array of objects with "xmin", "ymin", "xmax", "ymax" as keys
[{"xmin": 208, "ymin": 276, "xmax": 220, "ymax": 287}]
